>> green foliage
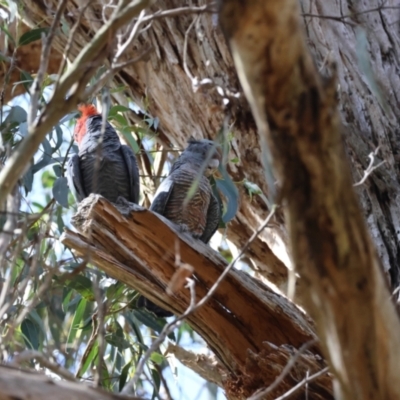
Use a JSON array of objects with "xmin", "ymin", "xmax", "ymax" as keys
[{"xmin": 18, "ymin": 28, "xmax": 50, "ymax": 46}]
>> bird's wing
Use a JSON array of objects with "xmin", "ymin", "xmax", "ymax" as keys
[
  {"xmin": 66, "ymin": 154, "xmax": 87, "ymax": 202},
  {"xmin": 120, "ymin": 145, "xmax": 140, "ymax": 203},
  {"xmin": 150, "ymin": 175, "xmax": 175, "ymax": 215},
  {"xmin": 199, "ymin": 190, "xmax": 221, "ymax": 243},
  {"xmin": 137, "ymin": 296, "xmax": 173, "ymax": 317}
]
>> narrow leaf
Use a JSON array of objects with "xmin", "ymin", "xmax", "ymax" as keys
[
  {"xmin": 53, "ymin": 177, "xmax": 69, "ymax": 208},
  {"xmin": 18, "ymin": 28, "xmax": 49, "ymax": 46},
  {"xmin": 64, "ymin": 275, "xmax": 95, "ymax": 301},
  {"xmin": 216, "ymin": 164, "xmax": 239, "ymax": 223},
  {"xmin": 21, "ymin": 318, "xmax": 40, "ymax": 350},
  {"xmin": 119, "ymin": 361, "xmax": 132, "ymax": 391},
  {"xmin": 67, "ymin": 297, "xmax": 87, "ymax": 347}
]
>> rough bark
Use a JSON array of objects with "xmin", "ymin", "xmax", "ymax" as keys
[
  {"xmin": 61, "ymin": 194, "xmax": 332, "ymax": 399},
  {"xmin": 299, "ymin": 0, "xmax": 400, "ymax": 291},
  {"xmin": 219, "ymin": 0, "xmax": 400, "ymax": 399},
  {"xmin": 0, "ymin": 365, "xmax": 143, "ymax": 400}
]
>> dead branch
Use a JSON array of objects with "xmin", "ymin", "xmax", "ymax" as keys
[
  {"xmin": 61, "ymin": 194, "xmax": 332, "ymax": 399},
  {"xmin": 219, "ymin": 0, "xmax": 400, "ymax": 399},
  {"xmin": 10, "ymin": 350, "xmax": 76, "ymax": 382},
  {"xmin": 0, "ymin": 364, "xmax": 144, "ymax": 400},
  {"xmin": 165, "ymin": 343, "xmax": 227, "ymax": 388}
]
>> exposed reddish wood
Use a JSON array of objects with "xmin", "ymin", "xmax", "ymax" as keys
[{"xmin": 61, "ymin": 194, "xmax": 331, "ymax": 399}]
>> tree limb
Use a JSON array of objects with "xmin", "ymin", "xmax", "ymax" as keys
[
  {"xmin": 0, "ymin": 365, "xmax": 144, "ymax": 400},
  {"xmin": 61, "ymin": 194, "xmax": 332, "ymax": 399},
  {"xmin": 165, "ymin": 343, "xmax": 227, "ymax": 388}
]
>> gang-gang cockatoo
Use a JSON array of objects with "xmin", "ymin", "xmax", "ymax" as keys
[{"xmin": 138, "ymin": 138, "xmax": 222, "ymax": 317}]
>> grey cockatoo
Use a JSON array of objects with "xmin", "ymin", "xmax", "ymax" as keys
[
  {"xmin": 66, "ymin": 104, "xmax": 140, "ymax": 204},
  {"xmin": 138, "ymin": 138, "xmax": 222, "ymax": 317}
]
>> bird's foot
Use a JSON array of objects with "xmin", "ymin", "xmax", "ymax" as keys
[{"xmin": 178, "ymin": 223, "xmax": 191, "ymax": 233}]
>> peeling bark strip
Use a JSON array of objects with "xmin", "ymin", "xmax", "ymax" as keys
[
  {"xmin": 61, "ymin": 195, "xmax": 332, "ymax": 399},
  {"xmin": 219, "ymin": 1, "xmax": 400, "ymax": 399}
]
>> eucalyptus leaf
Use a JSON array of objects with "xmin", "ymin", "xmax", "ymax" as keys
[
  {"xmin": 67, "ymin": 297, "xmax": 87, "ymax": 347},
  {"xmin": 64, "ymin": 275, "xmax": 95, "ymax": 301},
  {"xmin": 20, "ymin": 70, "xmax": 34, "ymax": 91},
  {"xmin": 53, "ymin": 125, "xmax": 64, "ymax": 153},
  {"xmin": 0, "ymin": 24, "xmax": 15, "ymax": 45},
  {"xmin": 109, "ymin": 105, "xmax": 131, "ymax": 115},
  {"xmin": 18, "ymin": 28, "xmax": 49, "ymax": 46},
  {"xmin": 53, "ymin": 177, "xmax": 69, "ymax": 208},
  {"xmin": 5, "ymin": 105, "xmax": 27, "ymax": 124},
  {"xmin": 53, "ymin": 164, "xmax": 62, "ymax": 177},
  {"xmin": 121, "ymin": 128, "xmax": 140, "ymax": 154},
  {"xmin": 132, "ymin": 309, "xmax": 175, "ymax": 341},
  {"xmin": 216, "ymin": 163, "xmax": 239, "ymax": 223},
  {"xmin": 119, "ymin": 361, "xmax": 132, "ymax": 391},
  {"xmin": 21, "ymin": 318, "xmax": 40, "ymax": 350},
  {"xmin": 79, "ymin": 342, "xmax": 98, "ymax": 377},
  {"xmin": 22, "ymin": 165, "xmax": 34, "ymax": 194}
]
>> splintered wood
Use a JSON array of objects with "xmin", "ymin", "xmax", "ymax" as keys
[{"xmin": 61, "ymin": 194, "xmax": 332, "ymax": 399}]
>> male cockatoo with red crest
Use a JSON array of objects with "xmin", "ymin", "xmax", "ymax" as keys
[{"xmin": 66, "ymin": 104, "xmax": 140, "ymax": 204}]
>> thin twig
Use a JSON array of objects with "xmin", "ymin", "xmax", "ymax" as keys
[
  {"xmin": 155, "ymin": 363, "xmax": 174, "ymax": 400},
  {"xmin": 0, "ymin": 234, "xmax": 42, "ymax": 323},
  {"xmin": 29, "ymin": 0, "xmax": 69, "ymax": 125},
  {"xmin": 141, "ymin": 4, "xmax": 217, "ymax": 23},
  {"xmin": 274, "ymin": 367, "xmax": 330, "ymax": 400},
  {"xmin": 53, "ymin": 1, "xmax": 92, "ymax": 95},
  {"xmin": 84, "ymin": 47, "xmax": 152, "ymax": 100},
  {"xmin": 247, "ymin": 339, "xmax": 318, "ymax": 400},
  {"xmin": 10, "ymin": 350, "xmax": 77, "ymax": 381},
  {"xmin": 183, "ymin": 16, "xmax": 198, "ymax": 82},
  {"xmin": 114, "ymin": 9, "xmax": 146, "ymax": 61},
  {"xmin": 92, "ymin": 275, "xmax": 107, "ymax": 387},
  {"xmin": 353, "ymin": 147, "xmax": 386, "ymax": 187}
]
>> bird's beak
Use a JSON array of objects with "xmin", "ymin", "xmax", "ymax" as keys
[
  {"xmin": 206, "ymin": 157, "xmax": 220, "ymax": 177},
  {"xmin": 208, "ymin": 158, "xmax": 220, "ymax": 170}
]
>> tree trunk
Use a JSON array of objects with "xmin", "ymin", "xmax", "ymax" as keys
[
  {"xmin": 219, "ymin": 0, "xmax": 400, "ymax": 398},
  {"xmin": 299, "ymin": 0, "xmax": 400, "ymax": 290}
]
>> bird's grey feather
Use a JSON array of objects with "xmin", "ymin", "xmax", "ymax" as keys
[
  {"xmin": 150, "ymin": 176, "xmax": 174, "ymax": 215},
  {"xmin": 120, "ymin": 145, "xmax": 140, "ymax": 203},
  {"xmin": 200, "ymin": 190, "xmax": 221, "ymax": 243},
  {"xmin": 66, "ymin": 154, "xmax": 87, "ymax": 202},
  {"xmin": 67, "ymin": 115, "xmax": 140, "ymax": 204}
]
